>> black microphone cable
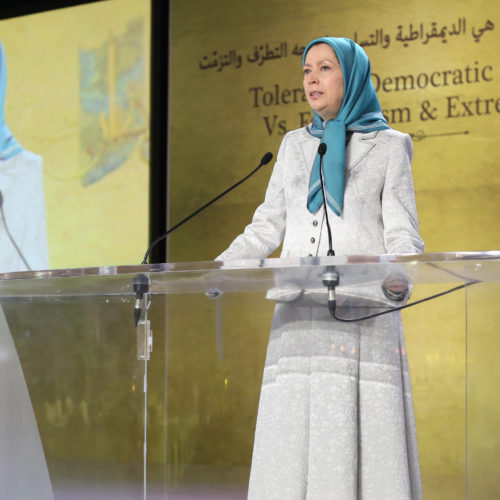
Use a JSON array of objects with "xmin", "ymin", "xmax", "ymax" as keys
[
  {"xmin": 330, "ymin": 280, "xmax": 481, "ymax": 323},
  {"xmin": 0, "ymin": 189, "xmax": 32, "ymax": 271},
  {"xmin": 324, "ymin": 259, "xmax": 483, "ymax": 322}
]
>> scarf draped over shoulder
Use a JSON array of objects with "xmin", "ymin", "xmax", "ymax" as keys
[{"xmin": 303, "ymin": 37, "xmax": 389, "ymax": 216}]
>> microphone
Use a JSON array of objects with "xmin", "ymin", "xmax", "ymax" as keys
[
  {"xmin": 260, "ymin": 152, "xmax": 273, "ymax": 165},
  {"xmin": 141, "ymin": 151, "xmax": 273, "ymax": 264},
  {"xmin": 134, "ymin": 151, "xmax": 273, "ymax": 326},
  {"xmin": 0, "ymin": 190, "xmax": 32, "ymax": 271}
]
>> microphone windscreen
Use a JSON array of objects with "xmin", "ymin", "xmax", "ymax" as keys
[
  {"xmin": 261, "ymin": 152, "xmax": 273, "ymax": 165},
  {"xmin": 318, "ymin": 143, "xmax": 327, "ymax": 155}
]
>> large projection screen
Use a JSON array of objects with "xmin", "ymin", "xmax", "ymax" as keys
[{"xmin": 0, "ymin": 0, "xmax": 151, "ymax": 271}]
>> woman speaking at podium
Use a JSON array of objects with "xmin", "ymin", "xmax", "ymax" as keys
[{"xmin": 217, "ymin": 36, "xmax": 424, "ymax": 500}]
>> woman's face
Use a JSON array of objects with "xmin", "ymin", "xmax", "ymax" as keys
[{"xmin": 303, "ymin": 43, "xmax": 344, "ymax": 122}]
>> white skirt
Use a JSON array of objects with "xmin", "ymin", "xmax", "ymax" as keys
[{"xmin": 248, "ymin": 300, "xmax": 422, "ymax": 500}]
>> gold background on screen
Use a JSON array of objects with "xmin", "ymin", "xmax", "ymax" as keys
[
  {"xmin": 169, "ymin": 0, "xmax": 500, "ymax": 497},
  {"xmin": 1, "ymin": 0, "xmax": 150, "ymax": 269}
]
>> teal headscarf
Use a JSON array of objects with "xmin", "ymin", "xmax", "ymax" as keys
[
  {"xmin": 0, "ymin": 42, "xmax": 23, "ymax": 161},
  {"xmin": 303, "ymin": 37, "xmax": 388, "ymax": 216}
]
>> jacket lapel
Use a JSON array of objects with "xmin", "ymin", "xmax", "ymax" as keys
[
  {"xmin": 346, "ymin": 130, "xmax": 378, "ymax": 171},
  {"xmin": 296, "ymin": 129, "xmax": 379, "ymax": 188},
  {"xmin": 298, "ymin": 132, "xmax": 320, "ymax": 178}
]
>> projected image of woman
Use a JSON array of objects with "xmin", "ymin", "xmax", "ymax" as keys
[
  {"xmin": 217, "ymin": 37, "xmax": 424, "ymax": 499},
  {"xmin": 0, "ymin": 42, "xmax": 49, "ymax": 273}
]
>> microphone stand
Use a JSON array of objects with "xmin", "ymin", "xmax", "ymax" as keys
[
  {"xmin": 315, "ymin": 143, "xmax": 339, "ymax": 315},
  {"xmin": 133, "ymin": 151, "xmax": 274, "ymax": 327},
  {"xmin": 141, "ymin": 152, "xmax": 273, "ymax": 265},
  {"xmin": 317, "ymin": 143, "xmax": 334, "ymax": 258}
]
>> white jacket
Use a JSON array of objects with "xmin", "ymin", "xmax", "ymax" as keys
[{"xmin": 217, "ymin": 127, "xmax": 423, "ymax": 260}]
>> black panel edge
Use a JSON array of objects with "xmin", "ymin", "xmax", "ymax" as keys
[
  {"xmin": 148, "ymin": 0, "xmax": 168, "ymax": 264},
  {"xmin": 0, "ymin": 0, "xmax": 105, "ymax": 20}
]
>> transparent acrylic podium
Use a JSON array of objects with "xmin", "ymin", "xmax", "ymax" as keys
[{"xmin": 0, "ymin": 251, "xmax": 499, "ymax": 499}]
